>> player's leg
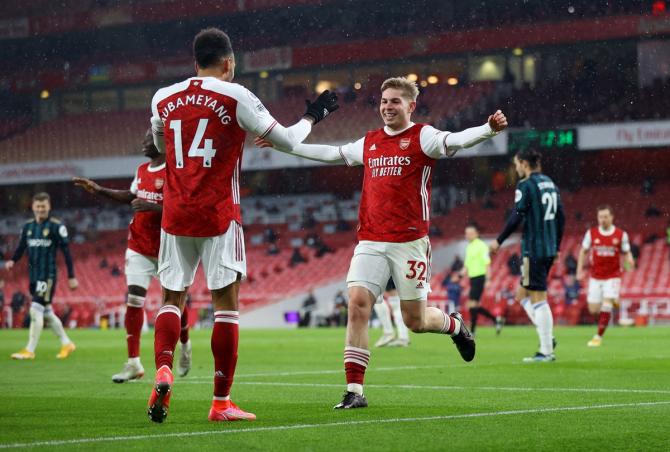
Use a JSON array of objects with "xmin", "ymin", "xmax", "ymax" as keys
[
  {"xmin": 518, "ymin": 259, "xmax": 537, "ymax": 325},
  {"xmin": 388, "ymin": 291, "xmax": 410, "ymax": 346},
  {"xmin": 590, "ymin": 278, "xmax": 619, "ymax": 346},
  {"xmin": 335, "ymin": 242, "xmax": 389, "ymax": 409},
  {"xmin": 148, "ymin": 232, "xmax": 195, "ymax": 423},
  {"xmin": 523, "ymin": 258, "xmax": 555, "ymax": 362},
  {"xmin": 373, "ymin": 295, "xmax": 395, "ymax": 347},
  {"xmin": 177, "ymin": 296, "xmax": 192, "ymax": 377},
  {"xmin": 12, "ymin": 282, "xmax": 46, "ymax": 360},
  {"xmin": 202, "ymin": 222, "xmax": 255, "ymax": 421},
  {"xmin": 115, "ymin": 250, "xmax": 155, "ymax": 382},
  {"xmin": 336, "ymin": 284, "xmax": 376, "ymax": 409},
  {"xmin": 587, "ymin": 278, "xmax": 604, "ymax": 346},
  {"xmin": 44, "ymin": 279, "xmax": 75, "ymax": 359},
  {"xmin": 390, "ymin": 238, "xmax": 474, "ymax": 362}
]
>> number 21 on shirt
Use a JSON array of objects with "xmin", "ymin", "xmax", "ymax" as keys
[{"xmin": 170, "ymin": 119, "xmax": 217, "ymax": 168}]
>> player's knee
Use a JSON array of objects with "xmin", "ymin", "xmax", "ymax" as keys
[
  {"xmin": 127, "ymin": 293, "xmax": 145, "ymax": 308},
  {"xmin": 401, "ymin": 312, "xmax": 424, "ymax": 333},
  {"xmin": 601, "ymin": 300, "xmax": 614, "ymax": 313},
  {"xmin": 128, "ymin": 285, "xmax": 147, "ymax": 297},
  {"xmin": 587, "ymin": 303, "xmax": 600, "ymax": 315}
]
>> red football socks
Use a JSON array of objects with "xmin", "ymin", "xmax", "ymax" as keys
[
  {"xmin": 154, "ymin": 305, "xmax": 181, "ymax": 369},
  {"xmin": 597, "ymin": 311, "xmax": 612, "ymax": 337},
  {"xmin": 344, "ymin": 346, "xmax": 370, "ymax": 386},
  {"xmin": 125, "ymin": 305, "xmax": 144, "ymax": 358},
  {"xmin": 212, "ymin": 310, "xmax": 239, "ymax": 399}
]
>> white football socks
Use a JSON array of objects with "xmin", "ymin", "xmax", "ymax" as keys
[
  {"xmin": 373, "ymin": 298, "xmax": 394, "ymax": 336},
  {"xmin": 26, "ymin": 302, "xmax": 45, "ymax": 353},
  {"xmin": 44, "ymin": 307, "xmax": 71, "ymax": 346},
  {"xmin": 388, "ymin": 295, "xmax": 409, "ymax": 341},
  {"xmin": 521, "ymin": 298, "xmax": 536, "ymax": 325},
  {"xmin": 533, "ymin": 301, "xmax": 554, "ymax": 355}
]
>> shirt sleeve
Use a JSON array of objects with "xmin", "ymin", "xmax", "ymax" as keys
[
  {"xmin": 129, "ymin": 168, "xmax": 139, "ymax": 195},
  {"xmin": 338, "ymin": 137, "xmax": 365, "ymax": 166},
  {"xmin": 581, "ymin": 230, "xmax": 592, "ymax": 250},
  {"xmin": 514, "ymin": 182, "xmax": 530, "ymax": 214},
  {"xmin": 235, "ymin": 87, "xmax": 280, "ymax": 138},
  {"xmin": 621, "ymin": 231, "xmax": 631, "ymax": 253},
  {"xmin": 419, "ymin": 125, "xmax": 450, "ymax": 159},
  {"xmin": 11, "ymin": 225, "xmax": 28, "ymax": 262}
]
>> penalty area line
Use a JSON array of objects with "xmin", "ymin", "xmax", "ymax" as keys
[{"xmin": 1, "ymin": 401, "xmax": 669, "ymax": 449}]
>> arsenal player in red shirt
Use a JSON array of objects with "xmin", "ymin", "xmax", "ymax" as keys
[
  {"xmin": 73, "ymin": 130, "xmax": 193, "ymax": 382},
  {"xmin": 577, "ymin": 205, "xmax": 635, "ymax": 347},
  {"xmin": 256, "ymin": 77, "xmax": 507, "ymax": 409},
  {"xmin": 148, "ymin": 27, "xmax": 338, "ymax": 423}
]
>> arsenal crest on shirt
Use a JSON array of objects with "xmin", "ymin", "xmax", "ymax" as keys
[
  {"xmin": 155, "ymin": 178, "xmax": 164, "ymax": 189},
  {"xmin": 399, "ymin": 138, "xmax": 411, "ymax": 150}
]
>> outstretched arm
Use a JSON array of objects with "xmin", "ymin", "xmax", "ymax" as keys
[
  {"xmin": 73, "ymin": 177, "xmax": 135, "ymax": 204},
  {"xmin": 423, "ymin": 110, "xmax": 508, "ymax": 159},
  {"xmin": 253, "ymin": 138, "xmax": 347, "ymax": 164}
]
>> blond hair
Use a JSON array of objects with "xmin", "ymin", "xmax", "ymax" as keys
[{"xmin": 380, "ymin": 77, "xmax": 419, "ymax": 101}]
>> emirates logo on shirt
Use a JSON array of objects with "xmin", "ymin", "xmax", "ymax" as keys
[
  {"xmin": 399, "ymin": 138, "xmax": 411, "ymax": 150},
  {"xmin": 155, "ymin": 178, "xmax": 164, "ymax": 189}
]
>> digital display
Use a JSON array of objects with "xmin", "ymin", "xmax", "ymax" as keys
[{"xmin": 508, "ymin": 129, "xmax": 577, "ymax": 153}]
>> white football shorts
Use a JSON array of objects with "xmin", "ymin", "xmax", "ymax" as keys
[
  {"xmin": 587, "ymin": 277, "xmax": 621, "ymax": 304},
  {"xmin": 158, "ymin": 221, "xmax": 246, "ymax": 291},
  {"xmin": 346, "ymin": 236, "xmax": 431, "ymax": 301},
  {"xmin": 125, "ymin": 248, "xmax": 158, "ymax": 289}
]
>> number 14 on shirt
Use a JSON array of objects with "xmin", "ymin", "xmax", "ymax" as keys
[{"xmin": 170, "ymin": 119, "xmax": 217, "ymax": 168}]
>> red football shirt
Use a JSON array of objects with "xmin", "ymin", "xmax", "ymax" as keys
[
  {"xmin": 582, "ymin": 226, "xmax": 630, "ymax": 280},
  {"xmin": 341, "ymin": 123, "xmax": 436, "ymax": 242},
  {"xmin": 151, "ymin": 77, "xmax": 278, "ymax": 237},
  {"xmin": 128, "ymin": 161, "xmax": 165, "ymax": 258}
]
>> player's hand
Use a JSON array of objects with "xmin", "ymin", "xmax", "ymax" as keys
[
  {"xmin": 489, "ymin": 240, "xmax": 500, "ymax": 255},
  {"xmin": 4, "ymin": 260, "xmax": 14, "ymax": 270},
  {"xmin": 131, "ymin": 198, "xmax": 156, "ymax": 212},
  {"xmin": 68, "ymin": 278, "xmax": 78, "ymax": 290},
  {"xmin": 72, "ymin": 176, "xmax": 101, "ymax": 194},
  {"xmin": 576, "ymin": 269, "xmax": 585, "ymax": 281},
  {"xmin": 253, "ymin": 137, "xmax": 274, "ymax": 148},
  {"xmin": 488, "ymin": 110, "xmax": 508, "ymax": 132},
  {"xmin": 625, "ymin": 255, "xmax": 636, "ymax": 272},
  {"xmin": 553, "ymin": 252, "xmax": 561, "ymax": 265},
  {"xmin": 304, "ymin": 90, "xmax": 339, "ymax": 125}
]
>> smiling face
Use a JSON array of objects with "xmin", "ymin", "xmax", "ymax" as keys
[
  {"xmin": 379, "ymin": 87, "xmax": 415, "ymax": 131},
  {"xmin": 32, "ymin": 199, "xmax": 51, "ymax": 222}
]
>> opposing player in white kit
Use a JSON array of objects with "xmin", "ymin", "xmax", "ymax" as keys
[
  {"xmin": 256, "ymin": 77, "xmax": 507, "ymax": 409},
  {"xmin": 147, "ymin": 27, "xmax": 338, "ymax": 422},
  {"xmin": 73, "ymin": 130, "xmax": 194, "ymax": 382},
  {"xmin": 576, "ymin": 205, "xmax": 634, "ymax": 347}
]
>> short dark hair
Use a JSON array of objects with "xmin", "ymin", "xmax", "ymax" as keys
[
  {"xmin": 465, "ymin": 223, "xmax": 479, "ymax": 232},
  {"xmin": 597, "ymin": 204, "xmax": 613, "ymax": 215},
  {"xmin": 32, "ymin": 192, "xmax": 50, "ymax": 202},
  {"xmin": 515, "ymin": 149, "xmax": 541, "ymax": 169},
  {"xmin": 193, "ymin": 27, "xmax": 233, "ymax": 69}
]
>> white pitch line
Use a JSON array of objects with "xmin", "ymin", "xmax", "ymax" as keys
[
  {"xmin": 180, "ymin": 380, "xmax": 670, "ymax": 395},
  {"xmin": 1, "ymin": 401, "xmax": 668, "ymax": 450}
]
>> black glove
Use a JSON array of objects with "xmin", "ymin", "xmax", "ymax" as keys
[{"xmin": 304, "ymin": 90, "xmax": 339, "ymax": 125}]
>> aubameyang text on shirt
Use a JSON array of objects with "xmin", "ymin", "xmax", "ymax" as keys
[{"xmin": 160, "ymin": 94, "xmax": 232, "ymax": 125}]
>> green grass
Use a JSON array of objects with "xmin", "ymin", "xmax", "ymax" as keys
[{"xmin": 1, "ymin": 325, "xmax": 669, "ymax": 451}]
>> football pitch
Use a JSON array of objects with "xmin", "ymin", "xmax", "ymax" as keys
[{"xmin": 1, "ymin": 325, "xmax": 669, "ymax": 451}]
